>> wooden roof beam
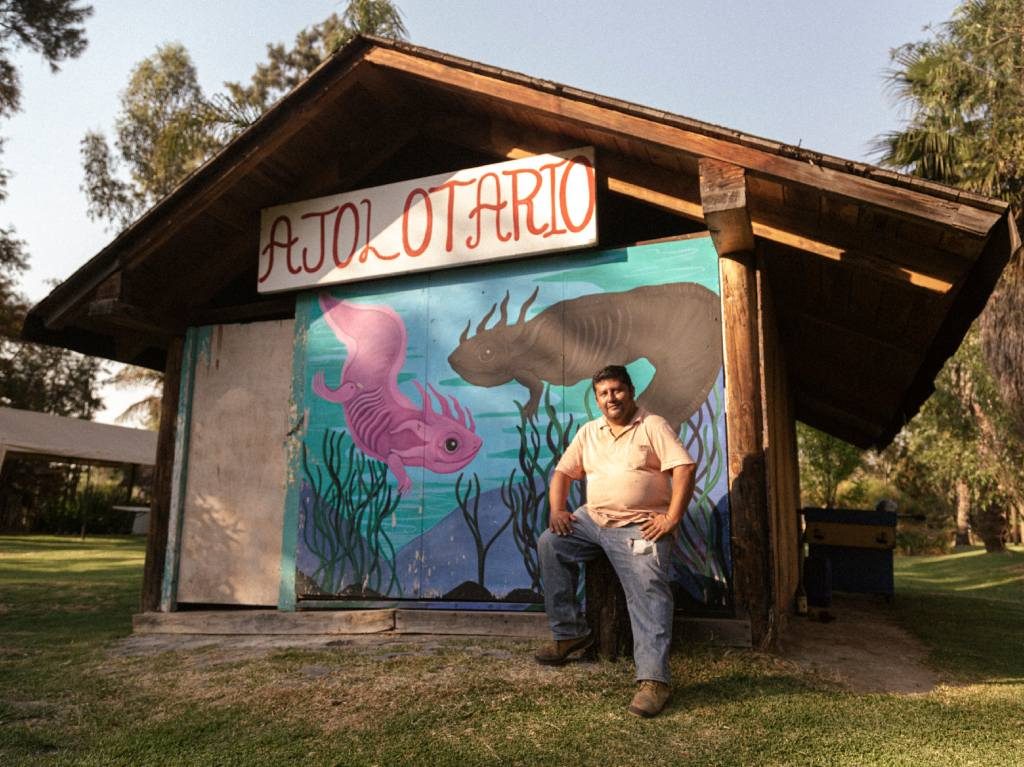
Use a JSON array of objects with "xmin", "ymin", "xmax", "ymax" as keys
[
  {"xmin": 590, "ymin": 153, "xmax": 957, "ymax": 294},
  {"xmin": 422, "ymin": 112, "xmax": 586, "ymax": 163},
  {"xmin": 699, "ymin": 159, "xmax": 755, "ymax": 256},
  {"xmin": 87, "ymin": 299, "xmax": 184, "ymax": 337},
  {"xmin": 367, "ymin": 47, "xmax": 1002, "ymax": 237},
  {"xmin": 619, "ymin": 178, "xmax": 955, "ymax": 292},
  {"xmin": 418, "ymin": 112, "xmax": 958, "ymax": 294}
]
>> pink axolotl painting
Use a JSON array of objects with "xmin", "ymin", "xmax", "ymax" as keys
[{"xmin": 312, "ymin": 293, "xmax": 482, "ymax": 493}]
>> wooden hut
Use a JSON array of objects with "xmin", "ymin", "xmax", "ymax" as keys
[{"xmin": 23, "ymin": 37, "xmax": 1019, "ymax": 647}]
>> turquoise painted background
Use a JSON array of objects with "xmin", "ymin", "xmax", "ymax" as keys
[{"xmin": 292, "ymin": 237, "xmax": 733, "ymax": 614}]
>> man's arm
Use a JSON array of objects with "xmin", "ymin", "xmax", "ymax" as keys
[
  {"xmin": 640, "ymin": 462, "xmax": 697, "ymax": 542},
  {"xmin": 548, "ymin": 469, "xmax": 578, "ymax": 536}
]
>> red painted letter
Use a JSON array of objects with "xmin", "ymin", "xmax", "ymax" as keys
[
  {"xmin": 559, "ymin": 155, "xmax": 596, "ymax": 234},
  {"xmin": 402, "ymin": 187, "xmax": 433, "ymax": 257},
  {"xmin": 358, "ymin": 199, "xmax": 399, "ymax": 262},
  {"xmin": 502, "ymin": 167, "xmax": 548, "ymax": 240},
  {"xmin": 429, "ymin": 178, "xmax": 475, "ymax": 252},
  {"xmin": 466, "ymin": 172, "xmax": 510, "ymax": 249},
  {"xmin": 332, "ymin": 202, "xmax": 360, "ymax": 269},
  {"xmin": 260, "ymin": 215, "xmax": 299, "ymax": 281},
  {"xmin": 300, "ymin": 206, "xmax": 338, "ymax": 273},
  {"xmin": 539, "ymin": 159, "xmax": 569, "ymax": 238}
]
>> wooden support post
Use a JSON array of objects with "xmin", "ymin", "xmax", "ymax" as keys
[
  {"xmin": 140, "ymin": 337, "xmax": 184, "ymax": 612},
  {"xmin": 700, "ymin": 158, "xmax": 774, "ymax": 648},
  {"xmin": 585, "ymin": 553, "xmax": 632, "ymax": 660}
]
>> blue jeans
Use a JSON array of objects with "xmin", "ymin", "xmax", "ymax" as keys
[{"xmin": 537, "ymin": 508, "xmax": 675, "ymax": 684}]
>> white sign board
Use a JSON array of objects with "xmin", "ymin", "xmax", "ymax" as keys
[{"xmin": 257, "ymin": 147, "xmax": 596, "ymax": 292}]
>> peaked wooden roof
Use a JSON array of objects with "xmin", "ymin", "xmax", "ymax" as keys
[{"xmin": 23, "ymin": 36, "xmax": 1020, "ymax": 449}]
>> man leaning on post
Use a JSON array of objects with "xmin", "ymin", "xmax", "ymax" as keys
[{"xmin": 535, "ymin": 364, "xmax": 696, "ymax": 718}]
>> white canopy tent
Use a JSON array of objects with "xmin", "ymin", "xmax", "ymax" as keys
[{"xmin": 0, "ymin": 407, "xmax": 157, "ymax": 470}]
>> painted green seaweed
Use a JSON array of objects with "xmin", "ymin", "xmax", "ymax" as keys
[
  {"xmin": 676, "ymin": 384, "xmax": 730, "ymax": 602},
  {"xmin": 500, "ymin": 387, "xmax": 583, "ymax": 594},
  {"xmin": 300, "ymin": 429, "xmax": 402, "ymax": 597},
  {"xmin": 455, "ymin": 471, "xmax": 512, "ymax": 591}
]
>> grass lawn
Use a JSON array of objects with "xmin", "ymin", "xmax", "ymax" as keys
[{"xmin": 2, "ymin": 535, "xmax": 1023, "ymax": 766}]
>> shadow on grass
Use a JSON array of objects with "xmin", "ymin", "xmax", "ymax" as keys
[
  {"xmin": 894, "ymin": 591, "xmax": 1024, "ymax": 682},
  {"xmin": 0, "ymin": 535, "xmax": 144, "ymax": 552},
  {"xmin": 673, "ymin": 668, "xmax": 824, "ymax": 708},
  {"xmin": 892, "ymin": 548, "xmax": 1024, "ymax": 683},
  {"xmin": 2, "ymin": 560, "xmax": 144, "ymax": 579},
  {"xmin": 896, "ymin": 547, "xmax": 1024, "ymax": 602}
]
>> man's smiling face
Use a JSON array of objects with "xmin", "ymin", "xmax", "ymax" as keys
[{"xmin": 594, "ymin": 377, "xmax": 637, "ymax": 427}]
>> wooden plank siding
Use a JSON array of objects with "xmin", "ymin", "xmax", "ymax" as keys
[{"xmin": 757, "ymin": 255, "xmax": 801, "ymax": 625}]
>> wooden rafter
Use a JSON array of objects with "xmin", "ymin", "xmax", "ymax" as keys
[{"xmin": 421, "ymin": 112, "xmax": 960, "ymax": 294}]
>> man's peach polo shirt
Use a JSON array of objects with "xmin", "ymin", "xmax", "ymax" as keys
[{"xmin": 554, "ymin": 408, "xmax": 694, "ymax": 527}]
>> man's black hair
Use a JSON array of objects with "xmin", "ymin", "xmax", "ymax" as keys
[{"xmin": 591, "ymin": 365, "xmax": 634, "ymax": 394}]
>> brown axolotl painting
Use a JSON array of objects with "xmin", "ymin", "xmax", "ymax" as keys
[{"xmin": 447, "ymin": 282, "xmax": 722, "ymax": 432}]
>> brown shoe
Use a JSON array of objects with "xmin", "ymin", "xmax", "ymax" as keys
[
  {"xmin": 534, "ymin": 634, "xmax": 594, "ymax": 665},
  {"xmin": 628, "ymin": 680, "xmax": 671, "ymax": 717}
]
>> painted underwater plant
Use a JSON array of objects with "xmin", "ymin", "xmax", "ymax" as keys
[
  {"xmin": 294, "ymin": 239, "xmax": 732, "ymax": 611},
  {"xmin": 313, "ymin": 292, "xmax": 481, "ymax": 492},
  {"xmin": 300, "ymin": 429, "xmax": 402, "ymax": 597},
  {"xmin": 454, "ymin": 471, "xmax": 513, "ymax": 593},
  {"xmin": 500, "ymin": 389, "xmax": 585, "ymax": 595},
  {"xmin": 674, "ymin": 384, "xmax": 731, "ymax": 609},
  {"xmin": 448, "ymin": 283, "xmax": 723, "ymax": 431}
]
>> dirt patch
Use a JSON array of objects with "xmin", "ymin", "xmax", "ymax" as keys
[
  {"xmin": 111, "ymin": 595, "xmax": 941, "ymax": 696},
  {"xmin": 776, "ymin": 593, "xmax": 942, "ymax": 694}
]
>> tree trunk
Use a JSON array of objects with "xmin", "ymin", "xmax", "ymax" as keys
[
  {"xmin": 954, "ymin": 479, "xmax": 972, "ymax": 546},
  {"xmin": 972, "ymin": 503, "xmax": 1007, "ymax": 553},
  {"xmin": 1011, "ymin": 505, "xmax": 1023, "ymax": 545}
]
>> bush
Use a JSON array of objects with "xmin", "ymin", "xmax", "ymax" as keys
[
  {"xmin": 34, "ymin": 485, "xmax": 135, "ymax": 535},
  {"xmin": 835, "ymin": 475, "xmax": 954, "ymax": 555},
  {"xmin": 895, "ymin": 523, "xmax": 952, "ymax": 556}
]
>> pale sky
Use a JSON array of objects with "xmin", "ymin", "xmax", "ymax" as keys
[{"xmin": 2, "ymin": 0, "xmax": 959, "ymax": 421}]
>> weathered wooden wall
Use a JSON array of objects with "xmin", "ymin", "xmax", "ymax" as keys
[
  {"xmin": 757, "ymin": 254, "xmax": 801, "ymax": 624},
  {"xmin": 141, "ymin": 338, "xmax": 183, "ymax": 612},
  {"xmin": 176, "ymin": 320, "xmax": 293, "ymax": 606}
]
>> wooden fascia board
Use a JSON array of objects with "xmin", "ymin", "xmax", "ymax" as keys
[
  {"xmin": 36, "ymin": 52, "xmax": 373, "ymax": 333},
  {"xmin": 366, "ymin": 47, "xmax": 1002, "ymax": 238}
]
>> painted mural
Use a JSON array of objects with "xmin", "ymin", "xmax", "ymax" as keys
[{"xmin": 293, "ymin": 237, "xmax": 733, "ymax": 614}]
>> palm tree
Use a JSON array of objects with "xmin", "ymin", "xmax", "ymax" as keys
[
  {"xmin": 875, "ymin": 0, "xmax": 1024, "ymax": 438},
  {"xmin": 106, "ymin": 364, "xmax": 162, "ymax": 430}
]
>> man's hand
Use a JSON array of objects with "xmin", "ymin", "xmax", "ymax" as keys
[
  {"xmin": 549, "ymin": 508, "xmax": 575, "ymax": 536},
  {"xmin": 640, "ymin": 463, "xmax": 696, "ymax": 541},
  {"xmin": 640, "ymin": 513, "xmax": 679, "ymax": 541},
  {"xmin": 548, "ymin": 470, "xmax": 577, "ymax": 536}
]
